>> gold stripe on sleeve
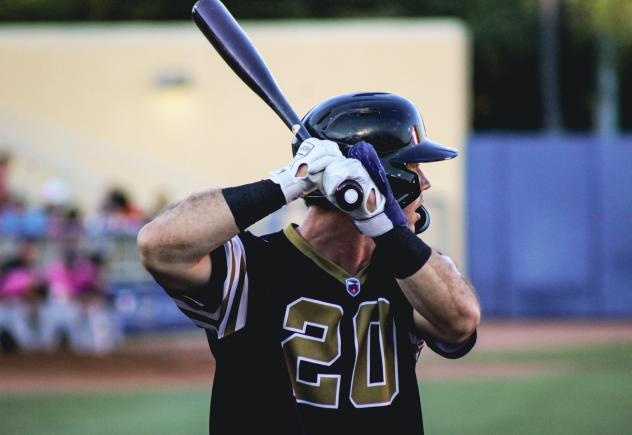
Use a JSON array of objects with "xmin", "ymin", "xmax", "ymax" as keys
[{"xmin": 224, "ymin": 253, "xmax": 247, "ymax": 336}]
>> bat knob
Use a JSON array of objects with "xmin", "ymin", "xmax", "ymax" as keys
[{"xmin": 334, "ymin": 180, "xmax": 363, "ymax": 212}]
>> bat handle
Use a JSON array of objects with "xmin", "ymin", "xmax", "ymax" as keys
[
  {"xmin": 292, "ymin": 123, "xmax": 312, "ymax": 144},
  {"xmin": 334, "ymin": 180, "xmax": 363, "ymax": 212},
  {"xmin": 293, "ymin": 124, "xmax": 363, "ymax": 211}
]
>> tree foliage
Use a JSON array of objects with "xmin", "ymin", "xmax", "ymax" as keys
[{"xmin": 568, "ymin": 0, "xmax": 632, "ymax": 43}]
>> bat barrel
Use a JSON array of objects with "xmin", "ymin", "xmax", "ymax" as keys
[
  {"xmin": 192, "ymin": 0, "xmax": 305, "ymax": 135},
  {"xmin": 193, "ymin": 0, "xmax": 361, "ymax": 210}
]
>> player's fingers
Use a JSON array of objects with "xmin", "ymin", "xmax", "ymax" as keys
[
  {"xmin": 295, "ymin": 163, "xmax": 308, "ymax": 177},
  {"xmin": 307, "ymin": 155, "xmax": 344, "ymax": 175},
  {"xmin": 322, "ymin": 158, "xmax": 377, "ymax": 200}
]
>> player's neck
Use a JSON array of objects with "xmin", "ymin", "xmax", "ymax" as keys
[{"xmin": 297, "ymin": 206, "xmax": 375, "ymax": 276}]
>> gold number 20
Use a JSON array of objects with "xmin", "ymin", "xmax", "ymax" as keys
[{"xmin": 282, "ymin": 297, "xmax": 398, "ymax": 409}]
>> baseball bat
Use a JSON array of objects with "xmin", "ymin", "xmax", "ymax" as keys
[{"xmin": 191, "ymin": 0, "xmax": 362, "ymax": 211}]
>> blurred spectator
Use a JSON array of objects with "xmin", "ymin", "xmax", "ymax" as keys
[
  {"xmin": 39, "ymin": 247, "xmax": 121, "ymax": 354},
  {"xmin": 0, "ymin": 151, "xmax": 11, "ymax": 209},
  {"xmin": 41, "ymin": 179, "xmax": 83, "ymax": 242},
  {"xmin": 88, "ymin": 187, "xmax": 146, "ymax": 235},
  {"xmin": 0, "ymin": 195, "xmax": 27, "ymax": 236},
  {"xmin": 40, "ymin": 179, "xmax": 71, "ymax": 209},
  {"xmin": 0, "ymin": 238, "xmax": 43, "ymax": 353},
  {"xmin": 22, "ymin": 204, "xmax": 48, "ymax": 238},
  {"xmin": 39, "ymin": 247, "xmax": 86, "ymax": 352},
  {"xmin": 0, "ymin": 155, "xmax": 148, "ymax": 356},
  {"xmin": 0, "ymin": 195, "xmax": 49, "ymax": 238},
  {"xmin": 78, "ymin": 251, "xmax": 122, "ymax": 354},
  {"xmin": 46, "ymin": 206, "xmax": 84, "ymax": 243}
]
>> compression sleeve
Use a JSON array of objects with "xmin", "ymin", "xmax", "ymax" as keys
[
  {"xmin": 222, "ymin": 179, "xmax": 286, "ymax": 230},
  {"xmin": 374, "ymin": 226, "xmax": 432, "ymax": 279}
]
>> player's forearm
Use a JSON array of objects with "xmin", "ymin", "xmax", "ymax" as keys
[
  {"xmin": 138, "ymin": 178, "xmax": 288, "ymax": 287},
  {"xmin": 138, "ymin": 138, "xmax": 342, "ymax": 288},
  {"xmin": 138, "ymin": 189, "xmax": 238, "ymax": 275},
  {"xmin": 397, "ymin": 251, "xmax": 480, "ymax": 343},
  {"xmin": 373, "ymin": 226, "xmax": 479, "ymax": 343}
]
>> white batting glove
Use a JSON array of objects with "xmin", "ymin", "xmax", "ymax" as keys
[
  {"xmin": 269, "ymin": 138, "xmax": 344, "ymax": 203},
  {"xmin": 322, "ymin": 158, "xmax": 394, "ymax": 237}
]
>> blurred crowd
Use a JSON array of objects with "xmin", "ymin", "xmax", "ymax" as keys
[{"xmin": 0, "ymin": 152, "xmax": 150, "ymax": 355}]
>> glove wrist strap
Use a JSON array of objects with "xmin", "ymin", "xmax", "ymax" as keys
[
  {"xmin": 268, "ymin": 168, "xmax": 303, "ymax": 203},
  {"xmin": 353, "ymin": 213, "xmax": 394, "ymax": 237}
]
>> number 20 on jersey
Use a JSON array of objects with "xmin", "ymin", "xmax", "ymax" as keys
[{"xmin": 282, "ymin": 297, "xmax": 398, "ymax": 409}]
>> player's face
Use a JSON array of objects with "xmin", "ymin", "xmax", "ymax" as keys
[{"xmin": 402, "ymin": 163, "xmax": 431, "ymax": 231}]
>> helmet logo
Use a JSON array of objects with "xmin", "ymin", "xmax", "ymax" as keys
[
  {"xmin": 345, "ymin": 277, "xmax": 361, "ymax": 297},
  {"xmin": 411, "ymin": 125, "xmax": 420, "ymax": 144}
]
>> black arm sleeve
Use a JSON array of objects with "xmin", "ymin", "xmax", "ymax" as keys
[
  {"xmin": 374, "ymin": 226, "xmax": 433, "ymax": 279},
  {"xmin": 222, "ymin": 179, "xmax": 286, "ymax": 230}
]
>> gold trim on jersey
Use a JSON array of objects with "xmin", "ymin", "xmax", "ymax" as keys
[
  {"xmin": 169, "ymin": 235, "xmax": 249, "ymax": 339},
  {"xmin": 283, "ymin": 225, "xmax": 369, "ymax": 285}
]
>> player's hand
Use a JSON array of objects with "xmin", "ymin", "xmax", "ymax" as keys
[
  {"xmin": 321, "ymin": 156, "xmax": 390, "ymax": 237},
  {"xmin": 323, "ymin": 141, "xmax": 408, "ymax": 237},
  {"xmin": 268, "ymin": 138, "xmax": 343, "ymax": 203},
  {"xmin": 348, "ymin": 141, "xmax": 408, "ymax": 228}
]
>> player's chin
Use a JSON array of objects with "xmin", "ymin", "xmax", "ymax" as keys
[
  {"xmin": 403, "ymin": 207, "xmax": 420, "ymax": 231},
  {"xmin": 403, "ymin": 197, "xmax": 422, "ymax": 228}
]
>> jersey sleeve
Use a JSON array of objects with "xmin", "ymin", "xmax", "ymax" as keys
[
  {"xmin": 425, "ymin": 330, "xmax": 477, "ymax": 359},
  {"xmin": 166, "ymin": 234, "xmax": 252, "ymax": 340}
]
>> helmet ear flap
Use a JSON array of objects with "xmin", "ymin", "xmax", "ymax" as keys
[
  {"xmin": 414, "ymin": 206, "xmax": 430, "ymax": 234},
  {"xmin": 385, "ymin": 169, "xmax": 420, "ymax": 209}
]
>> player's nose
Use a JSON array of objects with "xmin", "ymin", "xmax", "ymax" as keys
[
  {"xmin": 408, "ymin": 163, "xmax": 431, "ymax": 191},
  {"xmin": 418, "ymin": 170, "xmax": 431, "ymax": 191}
]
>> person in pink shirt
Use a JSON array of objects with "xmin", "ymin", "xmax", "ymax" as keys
[
  {"xmin": 0, "ymin": 239, "xmax": 41, "ymax": 352},
  {"xmin": 39, "ymin": 249, "xmax": 121, "ymax": 354},
  {"xmin": 39, "ymin": 249, "xmax": 87, "ymax": 352}
]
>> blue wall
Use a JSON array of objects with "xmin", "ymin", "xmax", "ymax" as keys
[{"xmin": 468, "ymin": 133, "xmax": 632, "ymax": 317}]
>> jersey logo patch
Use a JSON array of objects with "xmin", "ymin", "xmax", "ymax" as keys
[{"xmin": 345, "ymin": 277, "xmax": 361, "ymax": 297}]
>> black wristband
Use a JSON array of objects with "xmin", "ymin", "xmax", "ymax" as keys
[
  {"xmin": 374, "ymin": 226, "xmax": 432, "ymax": 279},
  {"xmin": 222, "ymin": 179, "xmax": 286, "ymax": 230}
]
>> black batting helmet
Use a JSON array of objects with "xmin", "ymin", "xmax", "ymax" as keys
[{"xmin": 295, "ymin": 92, "xmax": 457, "ymax": 232}]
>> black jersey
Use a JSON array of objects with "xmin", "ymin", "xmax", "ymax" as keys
[{"xmin": 166, "ymin": 225, "xmax": 474, "ymax": 434}]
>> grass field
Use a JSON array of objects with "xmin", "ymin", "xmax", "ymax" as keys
[{"xmin": 1, "ymin": 342, "xmax": 631, "ymax": 435}]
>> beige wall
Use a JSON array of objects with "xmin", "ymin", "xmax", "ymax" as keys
[{"xmin": 0, "ymin": 21, "xmax": 469, "ymax": 267}]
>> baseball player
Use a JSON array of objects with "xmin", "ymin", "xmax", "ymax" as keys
[{"xmin": 138, "ymin": 92, "xmax": 480, "ymax": 434}]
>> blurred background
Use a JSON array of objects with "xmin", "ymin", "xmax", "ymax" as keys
[{"xmin": 0, "ymin": 0, "xmax": 631, "ymax": 434}]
